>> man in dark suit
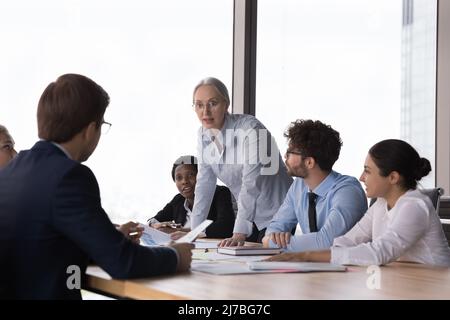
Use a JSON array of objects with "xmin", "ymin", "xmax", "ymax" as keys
[{"xmin": 0, "ymin": 74, "xmax": 193, "ymax": 299}]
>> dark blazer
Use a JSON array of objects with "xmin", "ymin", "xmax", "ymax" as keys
[
  {"xmin": 0, "ymin": 141, "xmax": 178, "ymax": 299},
  {"xmin": 152, "ymin": 186, "xmax": 235, "ymax": 238}
]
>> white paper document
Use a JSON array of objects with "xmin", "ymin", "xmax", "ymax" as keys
[
  {"xmin": 175, "ymin": 219, "xmax": 213, "ymax": 243},
  {"xmin": 192, "ymin": 261, "xmax": 266, "ymax": 275},
  {"xmin": 138, "ymin": 223, "xmax": 171, "ymax": 246},
  {"xmin": 194, "ymin": 240, "xmax": 220, "ymax": 249},
  {"xmin": 247, "ymin": 261, "xmax": 347, "ymax": 272},
  {"xmin": 192, "ymin": 261, "xmax": 300, "ymax": 275},
  {"xmin": 192, "ymin": 261, "xmax": 347, "ymax": 275}
]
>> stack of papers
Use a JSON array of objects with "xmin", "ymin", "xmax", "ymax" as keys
[{"xmin": 217, "ymin": 246, "xmax": 282, "ymax": 256}]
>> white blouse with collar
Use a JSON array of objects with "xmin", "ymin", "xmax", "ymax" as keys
[{"xmin": 331, "ymin": 189, "xmax": 450, "ymax": 267}]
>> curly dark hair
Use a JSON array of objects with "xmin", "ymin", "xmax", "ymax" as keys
[{"xmin": 284, "ymin": 119, "xmax": 342, "ymax": 171}]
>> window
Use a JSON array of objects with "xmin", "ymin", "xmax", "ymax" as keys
[
  {"xmin": 256, "ymin": 0, "xmax": 437, "ymax": 187},
  {"xmin": 0, "ymin": 0, "xmax": 233, "ymax": 223}
]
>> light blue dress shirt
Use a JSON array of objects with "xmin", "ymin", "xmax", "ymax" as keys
[
  {"xmin": 191, "ymin": 113, "xmax": 293, "ymax": 236},
  {"xmin": 266, "ymin": 171, "xmax": 368, "ymax": 252}
]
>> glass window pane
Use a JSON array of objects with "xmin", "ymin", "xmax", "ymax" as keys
[
  {"xmin": 256, "ymin": 0, "xmax": 436, "ymax": 188},
  {"xmin": 0, "ymin": 0, "xmax": 233, "ymax": 223}
]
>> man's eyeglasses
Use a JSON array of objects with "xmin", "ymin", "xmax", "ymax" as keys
[
  {"xmin": 101, "ymin": 121, "xmax": 112, "ymax": 134},
  {"xmin": 193, "ymin": 99, "xmax": 222, "ymax": 111},
  {"xmin": 286, "ymin": 149, "xmax": 303, "ymax": 157}
]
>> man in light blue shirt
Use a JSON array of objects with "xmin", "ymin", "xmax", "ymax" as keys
[{"xmin": 263, "ymin": 119, "xmax": 367, "ymax": 252}]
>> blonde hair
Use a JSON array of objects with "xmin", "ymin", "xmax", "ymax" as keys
[{"xmin": 193, "ymin": 77, "xmax": 230, "ymax": 107}]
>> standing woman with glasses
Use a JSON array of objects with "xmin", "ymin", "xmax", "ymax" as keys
[
  {"xmin": 191, "ymin": 77, "xmax": 293, "ymax": 246},
  {"xmin": 0, "ymin": 125, "xmax": 17, "ymax": 169}
]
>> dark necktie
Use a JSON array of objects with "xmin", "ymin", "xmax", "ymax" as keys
[{"xmin": 308, "ymin": 192, "xmax": 318, "ymax": 232}]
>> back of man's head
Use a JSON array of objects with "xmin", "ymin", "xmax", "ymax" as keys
[
  {"xmin": 37, "ymin": 74, "xmax": 110, "ymax": 143},
  {"xmin": 284, "ymin": 119, "xmax": 342, "ymax": 172}
]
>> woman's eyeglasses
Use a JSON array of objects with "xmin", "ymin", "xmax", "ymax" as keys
[
  {"xmin": 193, "ymin": 99, "xmax": 221, "ymax": 111},
  {"xmin": 0, "ymin": 142, "xmax": 14, "ymax": 152}
]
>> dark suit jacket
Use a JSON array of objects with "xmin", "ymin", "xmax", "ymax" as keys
[
  {"xmin": 0, "ymin": 141, "xmax": 178, "ymax": 299},
  {"xmin": 152, "ymin": 186, "xmax": 235, "ymax": 238}
]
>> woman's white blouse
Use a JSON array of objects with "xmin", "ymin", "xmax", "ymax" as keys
[
  {"xmin": 331, "ymin": 189, "xmax": 450, "ymax": 267},
  {"xmin": 191, "ymin": 113, "xmax": 292, "ymax": 235}
]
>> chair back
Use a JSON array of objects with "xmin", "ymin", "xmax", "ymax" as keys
[
  {"xmin": 438, "ymin": 195, "xmax": 450, "ymax": 246},
  {"xmin": 422, "ymin": 187, "xmax": 444, "ymax": 211}
]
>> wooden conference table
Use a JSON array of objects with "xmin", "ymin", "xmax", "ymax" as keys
[{"xmin": 84, "ymin": 254, "xmax": 450, "ymax": 300}]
